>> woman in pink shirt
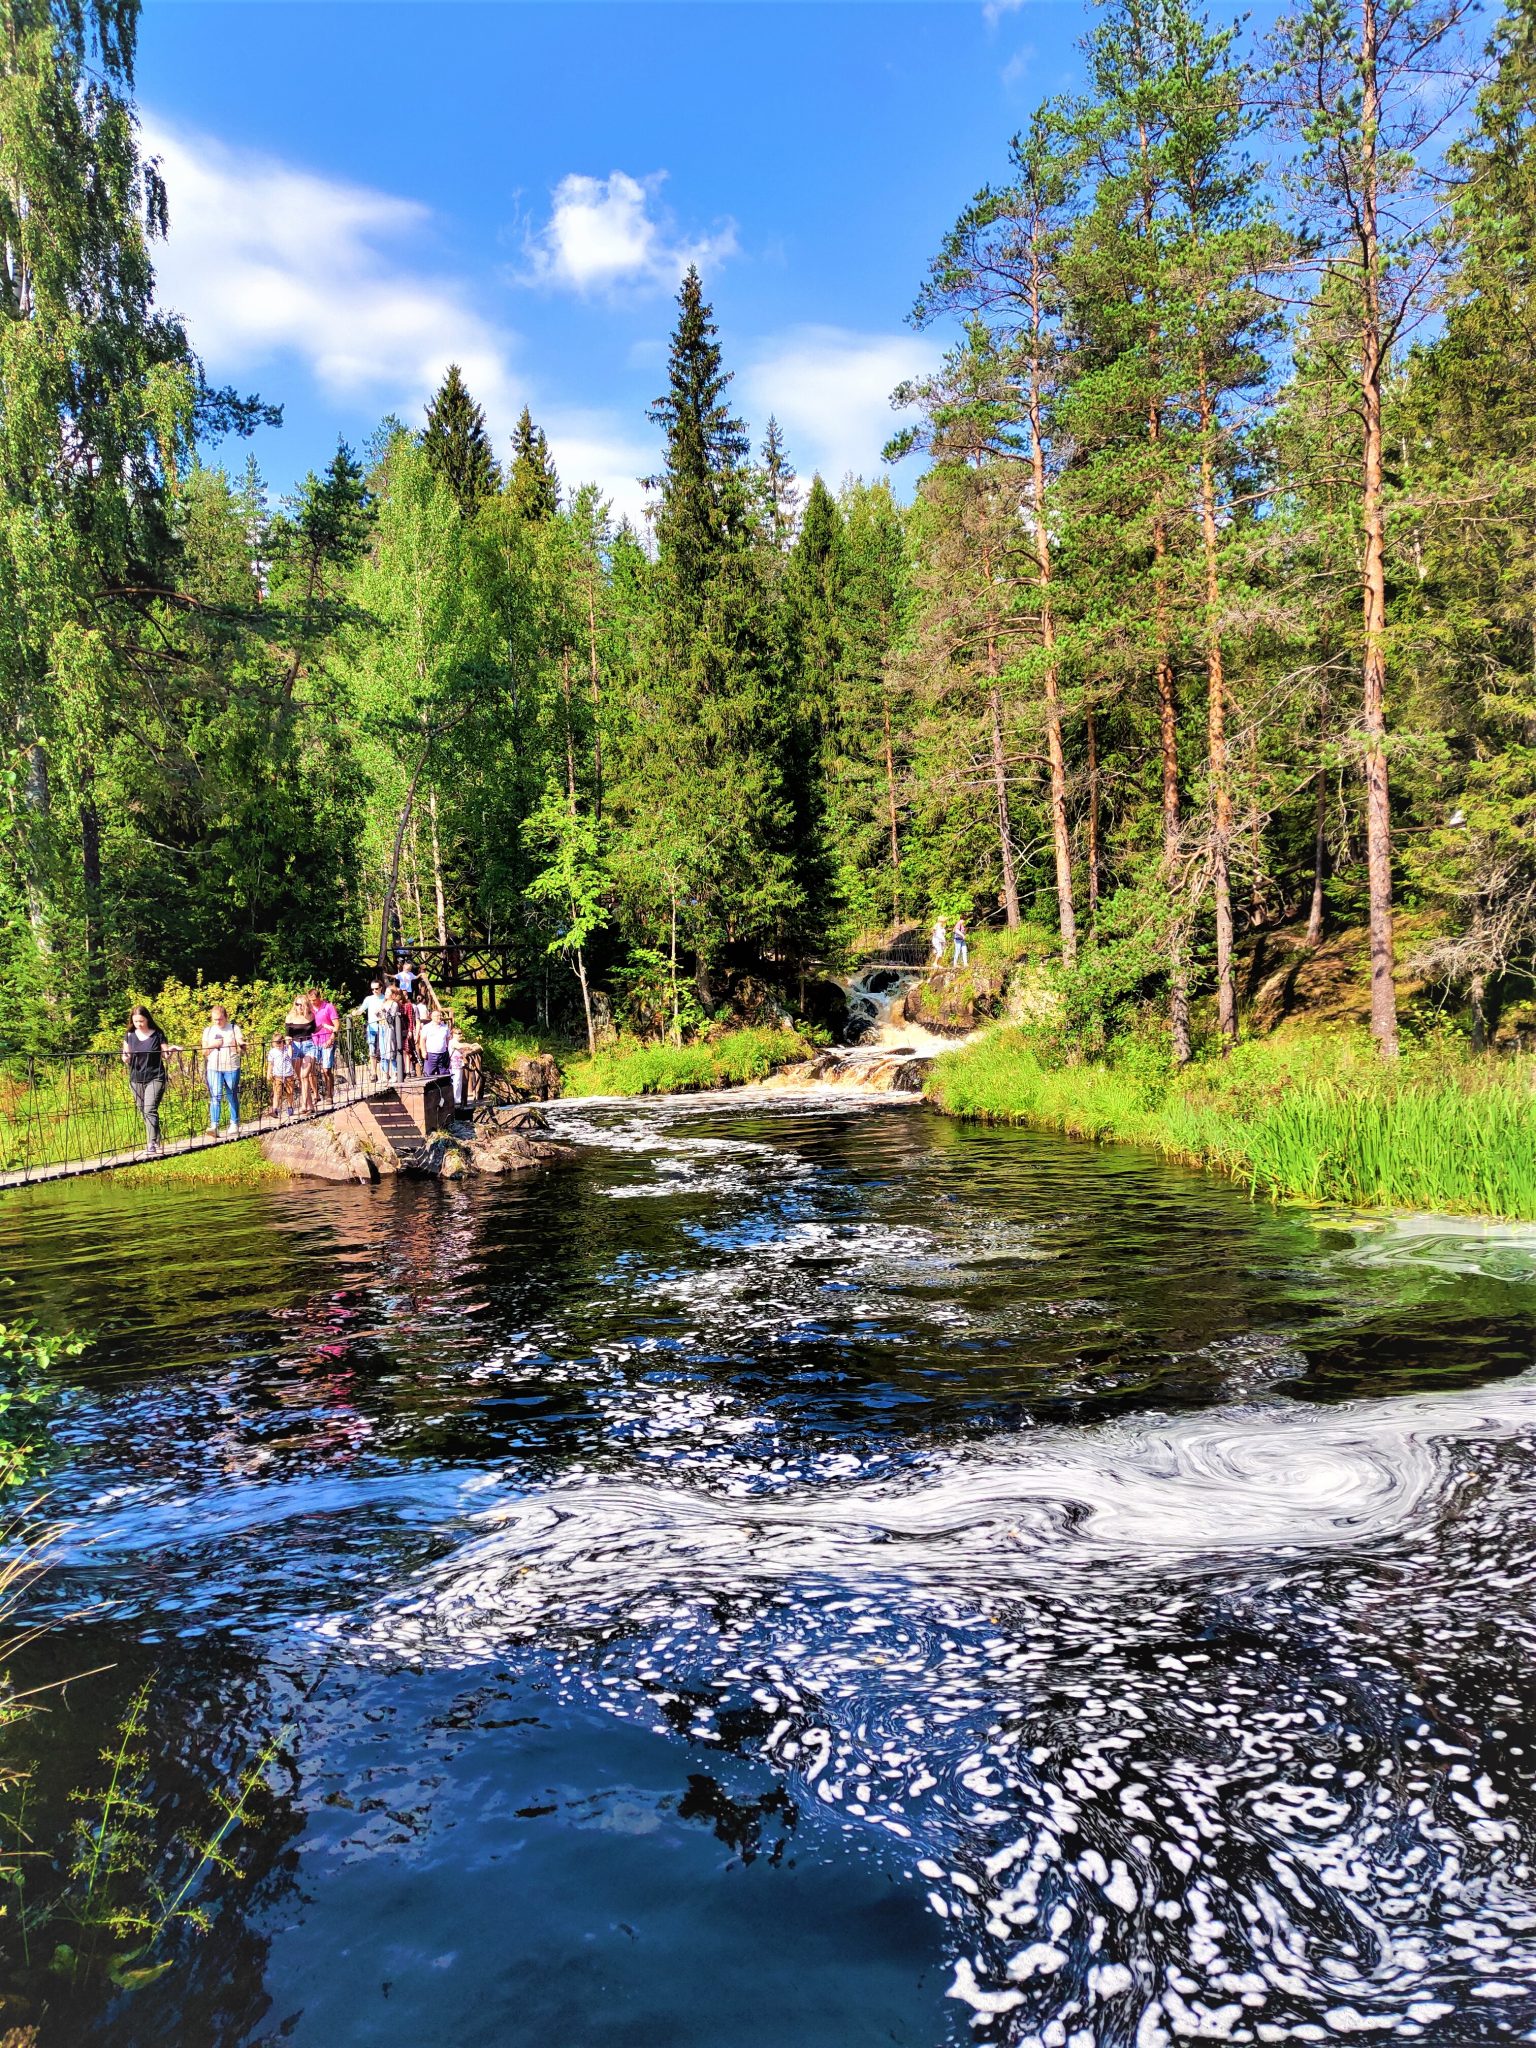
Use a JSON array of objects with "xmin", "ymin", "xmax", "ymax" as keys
[{"xmin": 307, "ymin": 987, "xmax": 340, "ymax": 1103}]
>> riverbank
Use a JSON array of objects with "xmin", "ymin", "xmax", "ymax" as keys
[
  {"xmin": 484, "ymin": 1024, "xmax": 813, "ymax": 1100},
  {"xmin": 927, "ymin": 1025, "xmax": 1536, "ymax": 1221}
]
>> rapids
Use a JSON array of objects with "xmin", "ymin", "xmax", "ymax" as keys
[{"xmin": 5, "ymin": 1091, "xmax": 1536, "ymax": 2045}]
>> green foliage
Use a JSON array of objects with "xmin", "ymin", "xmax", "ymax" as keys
[
  {"xmin": 931, "ymin": 1022, "xmax": 1536, "ymax": 1219},
  {"xmin": 562, "ymin": 1026, "xmax": 809, "ymax": 1098},
  {"xmin": 0, "ymin": 1294, "xmax": 81, "ymax": 1490}
]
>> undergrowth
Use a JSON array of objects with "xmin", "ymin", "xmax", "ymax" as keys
[
  {"xmin": 561, "ymin": 1025, "xmax": 810, "ymax": 1098},
  {"xmin": 928, "ymin": 1024, "xmax": 1536, "ymax": 1220}
]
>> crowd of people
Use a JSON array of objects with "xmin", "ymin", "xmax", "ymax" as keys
[{"xmin": 118, "ymin": 956, "xmax": 482, "ymax": 1157}]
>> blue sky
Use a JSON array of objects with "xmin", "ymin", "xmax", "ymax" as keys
[{"xmin": 138, "ymin": 1, "xmax": 1095, "ymax": 522}]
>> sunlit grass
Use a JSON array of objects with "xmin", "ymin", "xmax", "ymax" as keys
[
  {"xmin": 928, "ymin": 1026, "xmax": 1536, "ymax": 1220},
  {"xmin": 561, "ymin": 1026, "xmax": 811, "ymax": 1099}
]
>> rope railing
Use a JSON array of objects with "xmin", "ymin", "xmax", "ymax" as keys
[{"xmin": 0, "ymin": 1017, "xmax": 383, "ymax": 1189}]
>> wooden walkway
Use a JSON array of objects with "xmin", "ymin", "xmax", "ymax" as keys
[{"xmin": 0, "ymin": 1077, "xmax": 393, "ymax": 1191}]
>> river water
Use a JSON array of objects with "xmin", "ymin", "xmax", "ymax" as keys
[{"xmin": 5, "ymin": 1091, "xmax": 1536, "ymax": 2046}]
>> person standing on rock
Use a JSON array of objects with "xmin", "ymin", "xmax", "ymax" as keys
[
  {"xmin": 448, "ymin": 1015, "xmax": 482, "ymax": 1106},
  {"xmin": 952, "ymin": 917, "xmax": 969, "ymax": 969},
  {"xmin": 201, "ymin": 1003, "xmax": 244, "ymax": 1133},
  {"xmin": 421, "ymin": 1005, "xmax": 452, "ymax": 1081},
  {"xmin": 122, "ymin": 1005, "xmax": 180, "ymax": 1157},
  {"xmin": 931, "ymin": 915, "xmax": 947, "ymax": 967}
]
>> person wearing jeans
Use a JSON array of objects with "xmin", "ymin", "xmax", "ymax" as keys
[
  {"xmin": 201, "ymin": 1004, "xmax": 244, "ymax": 1132},
  {"xmin": 122, "ymin": 1005, "xmax": 180, "ymax": 1157}
]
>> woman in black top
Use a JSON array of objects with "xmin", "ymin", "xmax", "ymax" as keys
[
  {"xmin": 121, "ymin": 1005, "xmax": 181, "ymax": 1156},
  {"xmin": 285, "ymin": 994, "xmax": 318, "ymax": 1113}
]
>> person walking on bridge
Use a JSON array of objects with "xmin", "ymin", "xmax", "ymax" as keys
[
  {"xmin": 285, "ymin": 993, "xmax": 318, "ymax": 1113},
  {"xmin": 308, "ymin": 987, "xmax": 339, "ymax": 1103},
  {"xmin": 122, "ymin": 1006, "xmax": 180, "ymax": 1157},
  {"xmin": 201, "ymin": 1003, "xmax": 244, "ymax": 1132}
]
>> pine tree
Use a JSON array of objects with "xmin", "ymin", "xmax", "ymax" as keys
[
  {"xmin": 646, "ymin": 266, "xmax": 750, "ymax": 598},
  {"xmin": 508, "ymin": 404, "xmax": 560, "ymax": 523},
  {"xmin": 422, "ymin": 363, "xmax": 500, "ymax": 515},
  {"xmin": 1269, "ymin": 0, "xmax": 1482, "ymax": 1056}
]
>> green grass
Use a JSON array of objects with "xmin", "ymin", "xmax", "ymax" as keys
[
  {"xmin": 104, "ymin": 1139, "xmax": 290, "ymax": 1187},
  {"xmin": 928, "ymin": 1025, "xmax": 1536, "ymax": 1220},
  {"xmin": 560, "ymin": 1026, "xmax": 810, "ymax": 1099}
]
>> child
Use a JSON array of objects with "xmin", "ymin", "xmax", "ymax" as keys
[{"xmin": 266, "ymin": 1031, "xmax": 294, "ymax": 1118}]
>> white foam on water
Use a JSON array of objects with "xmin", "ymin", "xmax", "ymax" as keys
[{"xmin": 318, "ymin": 1379, "xmax": 1536, "ymax": 2043}]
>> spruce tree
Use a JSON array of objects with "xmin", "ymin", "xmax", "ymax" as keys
[
  {"xmin": 422, "ymin": 363, "xmax": 500, "ymax": 515},
  {"xmin": 760, "ymin": 416, "xmax": 800, "ymax": 550},
  {"xmin": 508, "ymin": 404, "xmax": 560, "ymax": 523},
  {"xmin": 646, "ymin": 266, "xmax": 750, "ymax": 598}
]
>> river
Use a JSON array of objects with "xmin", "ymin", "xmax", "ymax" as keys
[{"xmin": 4, "ymin": 1090, "xmax": 1536, "ymax": 2045}]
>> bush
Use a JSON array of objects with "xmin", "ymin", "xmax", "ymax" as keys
[{"xmin": 562, "ymin": 1026, "xmax": 809, "ymax": 1099}]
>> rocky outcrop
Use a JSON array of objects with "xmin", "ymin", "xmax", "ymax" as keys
[
  {"xmin": 496, "ymin": 1053, "xmax": 563, "ymax": 1102},
  {"xmin": 787, "ymin": 1047, "xmax": 931, "ymax": 1093},
  {"xmin": 409, "ymin": 1104, "xmax": 576, "ymax": 1179},
  {"xmin": 899, "ymin": 962, "xmax": 1008, "ymax": 1036},
  {"xmin": 260, "ymin": 1118, "xmax": 382, "ymax": 1183}
]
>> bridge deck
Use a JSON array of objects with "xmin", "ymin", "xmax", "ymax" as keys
[{"xmin": 0, "ymin": 1078, "xmax": 393, "ymax": 1191}]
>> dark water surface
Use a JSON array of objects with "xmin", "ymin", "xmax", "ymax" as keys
[{"xmin": 5, "ymin": 1092, "xmax": 1536, "ymax": 2045}]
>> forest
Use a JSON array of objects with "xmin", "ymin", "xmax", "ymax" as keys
[{"xmin": 6, "ymin": 0, "xmax": 1536, "ymax": 1067}]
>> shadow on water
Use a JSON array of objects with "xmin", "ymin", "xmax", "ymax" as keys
[{"xmin": 2, "ymin": 1096, "xmax": 1536, "ymax": 2042}]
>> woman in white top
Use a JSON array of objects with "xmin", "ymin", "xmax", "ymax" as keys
[
  {"xmin": 931, "ymin": 916, "xmax": 947, "ymax": 965},
  {"xmin": 201, "ymin": 1004, "xmax": 245, "ymax": 1132}
]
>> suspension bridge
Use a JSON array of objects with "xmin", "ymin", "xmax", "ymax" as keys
[{"xmin": 0, "ymin": 1022, "xmax": 461, "ymax": 1191}]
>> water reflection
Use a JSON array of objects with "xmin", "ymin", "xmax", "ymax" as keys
[{"xmin": 2, "ymin": 1095, "xmax": 1536, "ymax": 2043}]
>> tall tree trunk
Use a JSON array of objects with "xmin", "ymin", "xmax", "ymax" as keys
[
  {"xmin": 561, "ymin": 649, "xmax": 578, "ymax": 804},
  {"xmin": 586, "ymin": 580, "xmax": 604, "ymax": 820},
  {"xmin": 80, "ymin": 772, "xmax": 104, "ymax": 1014},
  {"xmin": 1153, "ymin": 510, "xmax": 1192, "ymax": 1064},
  {"xmin": 404, "ymin": 809, "xmax": 424, "ymax": 944},
  {"xmin": 1358, "ymin": 0, "xmax": 1398, "ymax": 1057},
  {"xmin": 1196, "ymin": 351, "xmax": 1236, "ymax": 1047},
  {"xmin": 1024, "ymin": 233, "xmax": 1077, "ymax": 964},
  {"xmin": 980, "ymin": 543, "xmax": 1020, "ymax": 931},
  {"xmin": 882, "ymin": 697, "xmax": 901, "ymax": 926},
  {"xmin": 1307, "ymin": 683, "xmax": 1330, "ymax": 947},
  {"xmin": 574, "ymin": 935, "xmax": 595, "ymax": 1056},
  {"xmin": 670, "ymin": 886, "xmax": 682, "ymax": 1045},
  {"xmin": 428, "ymin": 784, "xmax": 449, "ymax": 948},
  {"xmin": 23, "ymin": 741, "xmax": 50, "ymax": 955},
  {"xmin": 1086, "ymin": 707, "xmax": 1103, "ymax": 925}
]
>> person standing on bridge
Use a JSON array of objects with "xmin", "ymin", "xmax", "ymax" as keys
[
  {"xmin": 354, "ymin": 978, "xmax": 390, "ymax": 1077},
  {"xmin": 285, "ymin": 993, "xmax": 318, "ymax": 1113},
  {"xmin": 122, "ymin": 1006, "xmax": 180, "ymax": 1157},
  {"xmin": 377, "ymin": 987, "xmax": 407, "ymax": 1083},
  {"xmin": 308, "ymin": 987, "xmax": 339, "ymax": 1104},
  {"xmin": 201, "ymin": 1004, "xmax": 244, "ymax": 1133},
  {"xmin": 952, "ymin": 917, "xmax": 969, "ymax": 969}
]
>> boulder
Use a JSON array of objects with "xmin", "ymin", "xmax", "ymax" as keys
[
  {"xmin": 410, "ymin": 1104, "xmax": 575, "ymax": 1177},
  {"xmin": 260, "ymin": 1119, "xmax": 378, "ymax": 1183},
  {"xmin": 500, "ymin": 1053, "xmax": 563, "ymax": 1102}
]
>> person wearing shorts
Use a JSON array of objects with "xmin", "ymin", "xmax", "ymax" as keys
[
  {"xmin": 285, "ymin": 993, "xmax": 317, "ymax": 1111},
  {"xmin": 309, "ymin": 986, "xmax": 339, "ymax": 1100}
]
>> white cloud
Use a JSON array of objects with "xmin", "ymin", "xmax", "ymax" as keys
[
  {"xmin": 539, "ymin": 408, "xmax": 656, "ymax": 532},
  {"xmin": 523, "ymin": 170, "xmax": 736, "ymax": 295},
  {"xmin": 740, "ymin": 326, "xmax": 928, "ymax": 491},
  {"xmin": 146, "ymin": 116, "xmax": 523, "ymax": 426},
  {"xmin": 982, "ymin": 0, "xmax": 1029, "ymax": 24}
]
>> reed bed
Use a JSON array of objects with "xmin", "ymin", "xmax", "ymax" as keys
[{"xmin": 928, "ymin": 1028, "xmax": 1536, "ymax": 1220}]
